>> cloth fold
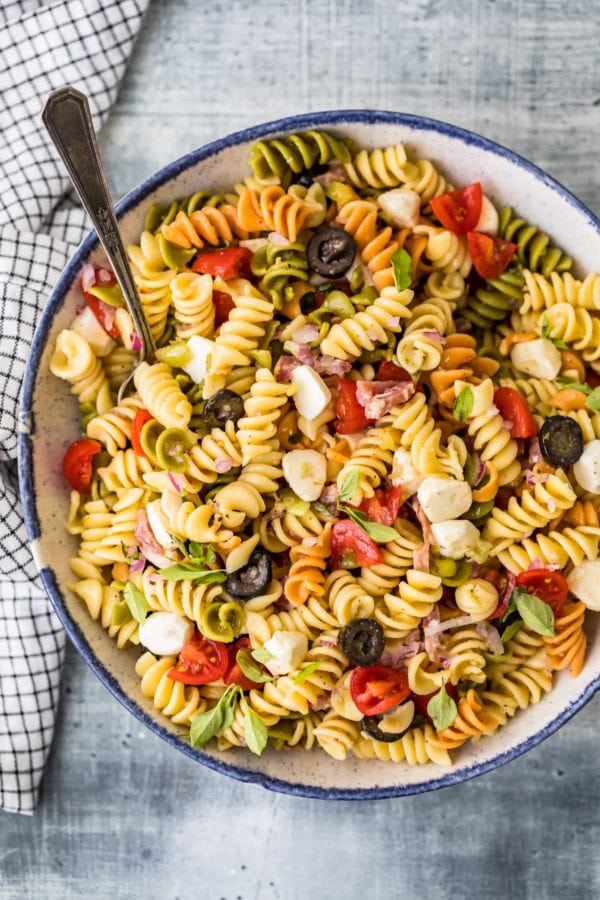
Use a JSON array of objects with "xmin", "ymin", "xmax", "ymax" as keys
[{"xmin": 0, "ymin": 0, "xmax": 150, "ymax": 815}]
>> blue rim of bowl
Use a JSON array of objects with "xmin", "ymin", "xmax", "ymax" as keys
[{"xmin": 19, "ymin": 109, "xmax": 600, "ymax": 799}]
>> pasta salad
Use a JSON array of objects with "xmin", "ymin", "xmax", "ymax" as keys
[{"xmin": 49, "ymin": 130, "xmax": 600, "ymax": 766}]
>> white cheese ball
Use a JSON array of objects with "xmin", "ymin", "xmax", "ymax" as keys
[
  {"xmin": 510, "ymin": 338, "xmax": 562, "ymax": 381},
  {"xmin": 567, "ymin": 560, "xmax": 600, "ymax": 610},
  {"xmin": 291, "ymin": 365, "xmax": 332, "ymax": 421},
  {"xmin": 391, "ymin": 448, "xmax": 423, "ymax": 498},
  {"xmin": 455, "ymin": 578, "xmax": 499, "ymax": 621},
  {"xmin": 263, "ymin": 631, "xmax": 308, "ymax": 676},
  {"xmin": 417, "ymin": 476, "xmax": 473, "ymax": 523},
  {"xmin": 139, "ymin": 612, "xmax": 194, "ymax": 657},
  {"xmin": 475, "ymin": 195, "xmax": 499, "ymax": 235},
  {"xmin": 377, "ymin": 189, "xmax": 421, "ymax": 229},
  {"xmin": 573, "ymin": 440, "xmax": 600, "ymax": 494},
  {"xmin": 282, "ymin": 449, "xmax": 327, "ymax": 502},
  {"xmin": 431, "ymin": 520, "xmax": 482, "ymax": 560}
]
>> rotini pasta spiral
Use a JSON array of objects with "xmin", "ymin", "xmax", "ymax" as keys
[
  {"xmin": 171, "ymin": 271, "xmax": 215, "ymax": 339},
  {"xmin": 353, "ymin": 726, "xmax": 452, "ymax": 767},
  {"xmin": 324, "ymin": 570, "xmax": 375, "ymax": 624},
  {"xmin": 236, "ymin": 185, "xmax": 315, "ymax": 241},
  {"xmin": 285, "ymin": 524, "xmax": 332, "ymax": 607},
  {"xmin": 135, "ymin": 652, "xmax": 207, "ymax": 725},
  {"xmin": 236, "ymin": 368, "xmax": 291, "ymax": 464},
  {"xmin": 427, "ymin": 689, "xmax": 497, "ymax": 750},
  {"xmin": 50, "ymin": 330, "xmax": 112, "ymax": 413},
  {"xmin": 544, "ymin": 602, "xmax": 587, "ymax": 677},
  {"xmin": 496, "ymin": 525, "xmax": 600, "ymax": 574},
  {"xmin": 319, "ymin": 285, "xmax": 412, "ymax": 360},
  {"xmin": 248, "ymin": 129, "xmax": 351, "ymax": 182},
  {"xmin": 538, "ymin": 303, "xmax": 600, "ymax": 362},
  {"xmin": 375, "ymin": 570, "xmax": 443, "ymax": 639},
  {"xmin": 133, "ymin": 362, "xmax": 192, "ymax": 430}
]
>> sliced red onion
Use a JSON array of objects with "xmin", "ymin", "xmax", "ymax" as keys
[
  {"xmin": 489, "ymin": 404, "xmax": 499, "ymax": 416},
  {"xmin": 423, "ymin": 614, "xmax": 475, "ymax": 636},
  {"xmin": 268, "ymin": 231, "xmax": 290, "ymax": 246},
  {"xmin": 470, "ymin": 562, "xmax": 481, "ymax": 578},
  {"xmin": 292, "ymin": 324, "xmax": 320, "ymax": 344},
  {"xmin": 528, "ymin": 438, "xmax": 542, "ymax": 466},
  {"xmin": 320, "ymin": 484, "xmax": 338, "ymax": 505},
  {"xmin": 379, "ymin": 631, "xmax": 423, "ymax": 667},
  {"xmin": 422, "ymin": 330, "xmax": 445, "ymax": 343},
  {"xmin": 440, "ymin": 656, "xmax": 451, "ymax": 668},
  {"xmin": 265, "ymin": 506, "xmax": 286, "ymax": 522},
  {"xmin": 423, "ymin": 605, "xmax": 440, "ymax": 626},
  {"xmin": 96, "ymin": 268, "xmax": 114, "ymax": 284},
  {"xmin": 476, "ymin": 621, "xmax": 504, "ymax": 655},
  {"xmin": 388, "ymin": 317, "xmax": 401, "ymax": 328},
  {"xmin": 319, "ymin": 639, "xmax": 336, "ymax": 648},
  {"xmin": 295, "ymin": 344, "xmax": 317, "ymax": 365},
  {"xmin": 145, "ymin": 572, "xmax": 164, "ymax": 585},
  {"xmin": 367, "ymin": 332, "xmax": 380, "ymax": 342},
  {"xmin": 215, "ymin": 459, "xmax": 234, "ymax": 474},
  {"xmin": 130, "ymin": 333, "xmax": 142, "ymax": 352},
  {"xmin": 135, "ymin": 510, "xmax": 164, "ymax": 556},
  {"xmin": 313, "ymin": 355, "xmax": 352, "ymax": 377},
  {"xmin": 81, "ymin": 262, "xmax": 96, "ymax": 291},
  {"xmin": 311, "ymin": 692, "xmax": 332, "ymax": 711},
  {"xmin": 502, "ymin": 419, "xmax": 514, "ymax": 432},
  {"xmin": 469, "ymin": 454, "xmax": 487, "ymax": 487},
  {"xmin": 167, "ymin": 473, "xmax": 184, "ymax": 493},
  {"xmin": 547, "ymin": 498, "xmax": 557, "ymax": 513},
  {"xmin": 239, "ymin": 238, "xmax": 268, "ymax": 251},
  {"xmin": 498, "ymin": 572, "xmax": 517, "ymax": 610},
  {"xmin": 129, "ymin": 554, "xmax": 147, "ymax": 574},
  {"xmin": 142, "ymin": 547, "xmax": 174, "ymax": 569},
  {"xmin": 313, "ymin": 164, "xmax": 349, "ymax": 187},
  {"xmin": 274, "ymin": 355, "xmax": 302, "ymax": 382}
]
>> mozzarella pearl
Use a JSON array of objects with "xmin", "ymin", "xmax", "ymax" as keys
[
  {"xmin": 510, "ymin": 338, "xmax": 562, "ymax": 380},
  {"xmin": 377, "ymin": 189, "xmax": 421, "ymax": 229},
  {"xmin": 139, "ymin": 612, "xmax": 194, "ymax": 657},
  {"xmin": 573, "ymin": 439, "xmax": 600, "ymax": 494},
  {"xmin": 567, "ymin": 561, "xmax": 600, "ymax": 611},
  {"xmin": 282, "ymin": 449, "xmax": 327, "ymax": 502},
  {"xmin": 291, "ymin": 365, "xmax": 332, "ymax": 421},
  {"xmin": 391, "ymin": 448, "xmax": 423, "ymax": 497},
  {"xmin": 182, "ymin": 335, "xmax": 214, "ymax": 384},
  {"xmin": 431, "ymin": 520, "xmax": 482, "ymax": 560},
  {"xmin": 263, "ymin": 631, "xmax": 309, "ymax": 676},
  {"xmin": 417, "ymin": 477, "xmax": 473, "ymax": 523}
]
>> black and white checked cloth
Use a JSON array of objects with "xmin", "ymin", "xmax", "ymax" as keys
[{"xmin": 0, "ymin": 0, "xmax": 149, "ymax": 815}]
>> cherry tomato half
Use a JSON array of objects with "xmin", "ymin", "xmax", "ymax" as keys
[
  {"xmin": 516, "ymin": 569, "xmax": 568, "ymax": 616},
  {"xmin": 376, "ymin": 360, "xmax": 412, "ymax": 382},
  {"xmin": 331, "ymin": 520, "xmax": 383, "ymax": 569},
  {"xmin": 192, "ymin": 247, "xmax": 253, "ymax": 280},
  {"xmin": 430, "ymin": 183, "xmax": 483, "ymax": 234},
  {"xmin": 62, "ymin": 438, "xmax": 102, "ymax": 492},
  {"xmin": 358, "ymin": 486, "xmax": 403, "ymax": 527},
  {"xmin": 334, "ymin": 378, "xmax": 373, "ymax": 434},
  {"xmin": 493, "ymin": 386, "xmax": 537, "ymax": 439},
  {"xmin": 224, "ymin": 637, "xmax": 262, "ymax": 691},
  {"xmin": 586, "ymin": 368, "xmax": 600, "ymax": 389},
  {"xmin": 350, "ymin": 666, "xmax": 411, "ymax": 716},
  {"xmin": 467, "ymin": 232, "xmax": 517, "ymax": 280},
  {"xmin": 131, "ymin": 408, "xmax": 154, "ymax": 457},
  {"xmin": 82, "ymin": 267, "xmax": 120, "ymax": 338},
  {"xmin": 168, "ymin": 633, "xmax": 229, "ymax": 685},
  {"xmin": 212, "ymin": 289, "xmax": 236, "ymax": 326}
]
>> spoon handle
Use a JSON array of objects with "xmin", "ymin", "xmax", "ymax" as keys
[{"xmin": 42, "ymin": 86, "xmax": 156, "ymax": 361}]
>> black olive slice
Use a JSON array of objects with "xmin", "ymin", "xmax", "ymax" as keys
[
  {"xmin": 307, "ymin": 226, "xmax": 356, "ymax": 278},
  {"xmin": 204, "ymin": 389, "xmax": 245, "ymax": 430},
  {"xmin": 539, "ymin": 415, "xmax": 584, "ymax": 468},
  {"xmin": 225, "ymin": 550, "xmax": 272, "ymax": 599},
  {"xmin": 338, "ymin": 618, "xmax": 384, "ymax": 666},
  {"xmin": 362, "ymin": 715, "xmax": 406, "ymax": 743}
]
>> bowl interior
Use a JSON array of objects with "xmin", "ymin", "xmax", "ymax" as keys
[{"xmin": 19, "ymin": 111, "xmax": 600, "ymax": 798}]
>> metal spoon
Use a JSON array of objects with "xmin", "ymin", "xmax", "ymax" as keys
[{"xmin": 42, "ymin": 86, "xmax": 155, "ymax": 402}]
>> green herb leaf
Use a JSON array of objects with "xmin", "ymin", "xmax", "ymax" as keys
[
  {"xmin": 391, "ymin": 248, "xmax": 412, "ymax": 292},
  {"xmin": 512, "ymin": 587, "xmax": 555, "ymax": 637},
  {"xmin": 169, "ymin": 534, "xmax": 189, "ymax": 556},
  {"xmin": 123, "ymin": 582, "xmax": 149, "ymax": 624},
  {"xmin": 294, "ymin": 661, "xmax": 320, "ymax": 684},
  {"xmin": 453, "ymin": 386, "xmax": 474, "ymax": 423},
  {"xmin": 241, "ymin": 702, "xmax": 268, "ymax": 756},
  {"xmin": 426, "ymin": 685, "xmax": 458, "ymax": 732},
  {"xmin": 189, "ymin": 686, "xmax": 238, "ymax": 747},
  {"xmin": 556, "ymin": 378, "xmax": 591, "ymax": 394},
  {"xmin": 500, "ymin": 619, "xmax": 522, "ymax": 643},
  {"xmin": 252, "ymin": 646, "xmax": 275, "ymax": 664},
  {"xmin": 541, "ymin": 314, "xmax": 568, "ymax": 349},
  {"xmin": 236, "ymin": 649, "xmax": 272, "ymax": 683},
  {"xmin": 501, "ymin": 597, "xmax": 517, "ymax": 623},
  {"xmin": 586, "ymin": 387, "xmax": 600, "ymax": 414},
  {"xmin": 338, "ymin": 468, "xmax": 361, "ymax": 504},
  {"xmin": 340, "ymin": 505, "xmax": 399, "ymax": 543},
  {"xmin": 158, "ymin": 565, "xmax": 227, "ymax": 583}
]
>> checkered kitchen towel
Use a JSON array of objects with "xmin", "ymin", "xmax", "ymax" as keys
[{"xmin": 0, "ymin": 0, "xmax": 150, "ymax": 815}]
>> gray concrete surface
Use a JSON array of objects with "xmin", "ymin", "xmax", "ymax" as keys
[{"xmin": 2, "ymin": 0, "xmax": 600, "ymax": 897}]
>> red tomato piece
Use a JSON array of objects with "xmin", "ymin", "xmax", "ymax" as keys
[
  {"xmin": 493, "ymin": 386, "xmax": 537, "ymax": 438},
  {"xmin": 224, "ymin": 637, "xmax": 262, "ymax": 691},
  {"xmin": 430, "ymin": 183, "xmax": 483, "ymax": 234},
  {"xmin": 331, "ymin": 520, "xmax": 383, "ymax": 569},
  {"xmin": 334, "ymin": 378, "xmax": 373, "ymax": 434},
  {"xmin": 192, "ymin": 247, "xmax": 253, "ymax": 280},
  {"xmin": 212, "ymin": 289, "xmax": 236, "ymax": 326},
  {"xmin": 168, "ymin": 633, "xmax": 229, "ymax": 685},
  {"xmin": 83, "ymin": 291, "xmax": 120, "ymax": 339},
  {"xmin": 131, "ymin": 409, "xmax": 154, "ymax": 457},
  {"xmin": 586, "ymin": 368, "xmax": 600, "ymax": 389},
  {"xmin": 467, "ymin": 232, "xmax": 517, "ymax": 280},
  {"xmin": 412, "ymin": 683, "xmax": 459, "ymax": 723},
  {"xmin": 358, "ymin": 486, "xmax": 403, "ymax": 526},
  {"xmin": 376, "ymin": 360, "xmax": 412, "ymax": 382},
  {"xmin": 484, "ymin": 569, "xmax": 516, "ymax": 620},
  {"xmin": 62, "ymin": 438, "xmax": 102, "ymax": 492},
  {"xmin": 350, "ymin": 666, "xmax": 411, "ymax": 716},
  {"xmin": 516, "ymin": 569, "xmax": 568, "ymax": 616}
]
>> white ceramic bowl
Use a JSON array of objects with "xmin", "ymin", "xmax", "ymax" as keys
[{"xmin": 19, "ymin": 111, "xmax": 600, "ymax": 798}]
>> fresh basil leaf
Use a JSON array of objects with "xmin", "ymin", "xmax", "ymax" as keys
[
  {"xmin": 189, "ymin": 685, "xmax": 238, "ymax": 747},
  {"xmin": 294, "ymin": 661, "xmax": 320, "ymax": 684},
  {"xmin": 123, "ymin": 582, "xmax": 149, "ymax": 624},
  {"xmin": 391, "ymin": 248, "xmax": 412, "ymax": 292},
  {"xmin": 556, "ymin": 378, "xmax": 591, "ymax": 394},
  {"xmin": 513, "ymin": 587, "xmax": 555, "ymax": 637},
  {"xmin": 338, "ymin": 468, "xmax": 360, "ymax": 504},
  {"xmin": 541, "ymin": 314, "xmax": 567, "ymax": 349},
  {"xmin": 453, "ymin": 386, "xmax": 474, "ymax": 423},
  {"xmin": 341, "ymin": 505, "xmax": 398, "ymax": 543},
  {"xmin": 241, "ymin": 702, "xmax": 268, "ymax": 756},
  {"xmin": 500, "ymin": 619, "xmax": 522, "ymax": 643},
  {"xmin": 501, "ymin": 597, "xmax": 517, "ymax": 623},
  {"xmin": 585, "ymin": 387, "xmax": 600, "ymax": 414},
  {"xmin": 426, "ymin": 685, "xmax": 457, "ymax": 732},
  {"xmin": 236, "ymin": 649, "xmax": 272, "ymax": 683},
  {"xmin": 169, "ymin": 534, "xmax": 189, "ymax": 556},
  {"xmin": 252, "ymin": 646, "xmax": 275, "ymax": 664},
  {"xmin": 158, "ymin": 565, "xmax": 227, "ymax": 583}
]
